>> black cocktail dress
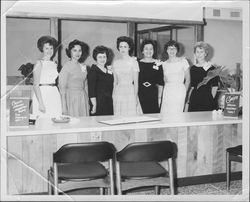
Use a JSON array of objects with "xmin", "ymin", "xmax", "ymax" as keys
[
  {"xmin": 138, "ymin": 61, "xmax": 164, "ymax": 113},
  {"xmin": 88, "ymin": 64, "xmax": 114, "ymax": 115},
  {"xmin": 188, "ymin": 65, "xmax": 218, "ymax": 112}
]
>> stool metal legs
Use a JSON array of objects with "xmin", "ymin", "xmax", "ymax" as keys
[{"xmin": 226, "ymin": 151, "xmax": 231, "ymax": 190}]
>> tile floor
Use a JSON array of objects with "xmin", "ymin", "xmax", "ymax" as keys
[{"xmin": 65, "ymin": 180, "xmax": 242, "ymax": 195}]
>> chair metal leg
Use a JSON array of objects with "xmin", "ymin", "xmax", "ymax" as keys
[
  {"xmin": 155, "ymin": 186, "xmax": 160, "ymax": 195},
  {"xmin": 115, "ymin": 161, "xmax": 122, "ymax": 195},
  {"xmin": 53, "ymin": 163, "xmax": 59, "ymax": 195},
  {"xmin": 48, "ymin": 170, "xmax": 52, "ymax": 195},
  {"xmin": 226, "ymin": 151, "xmax": 231, "ymax": 190},
  {"xmin": 109, "ymin": 159, "xmax": 115, "ymax": 195},
  {"xmin": 168, "ymin": 158, "xmax": 175, "ymax": 195}
]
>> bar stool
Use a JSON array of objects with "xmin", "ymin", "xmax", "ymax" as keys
[
  {"xmin": 48, "ymin": 141, "xmax": 116, "ymax": 195},
  {"xmin": 226, "ymin": 145, "xmax": 242, "ymax": 190},
  {"xmin": 115, "ymin": 141, "xmax": 175, "ymax": 195}
]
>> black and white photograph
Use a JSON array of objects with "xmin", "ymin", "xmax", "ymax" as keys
[{"xmin": 1, "ymin": 0, "xmax": 249, "ymax": 201}]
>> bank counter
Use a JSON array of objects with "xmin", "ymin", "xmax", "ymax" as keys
[{"xmin": 6, "ymin": 112, "xmax": 242, "ymax": 194}]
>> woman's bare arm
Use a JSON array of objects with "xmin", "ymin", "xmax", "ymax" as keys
[{"xmin": 33, "ymin": 61, "xmax": 46, "ymax": 113}]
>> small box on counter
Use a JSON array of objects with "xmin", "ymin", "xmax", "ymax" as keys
[
  {"xmin": 9, "ymin": 97, "xmax": 30, "ymax": 127},
  {"xmin": 223, "ymin": 92, "xmax": 241, "ymax": 118}
]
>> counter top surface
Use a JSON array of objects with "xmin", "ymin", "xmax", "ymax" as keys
[{"xmin": 5, "ymin": 112, "xmax": 242, "ymax": 137}]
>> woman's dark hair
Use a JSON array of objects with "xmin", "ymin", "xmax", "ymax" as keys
[
  {"xmin": 37, "ymin": 35, "xmax": 58, "ymax": 56},
  {"xmin": 92, "ymin": 45, "xmax": 114, "ymax": 66},
  {"xmin": 92, "ymin": 46, "xmax": 109, "ymax": 61},
  {"xmin": 164, "ymin": 40, "xmax": 180, "ymax": 53},
  {"xmin": 140, "ymin": 39, "xmax": 158, "ymax": 59},
  {"xmin": 116, "ymin": 36, "xmax": 134, "ymax": 56},
  {"xmin": 66, "ymin": 39, "xmax": 89, "ymax": 63}
]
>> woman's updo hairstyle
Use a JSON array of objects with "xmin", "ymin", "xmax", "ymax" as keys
[
  {"xmin": 37, "ymin": 35, "xmax": 58, "ymax": 53},
  {"xmin": 92, "ymin": 46, "xmax": 109, "ymax": 61},
  {"xmin": 92, "ymin": 45, "xmax": 114, "ymax": 66},
  {"xmin": 66, "ymin": 39, "xmax": 89, "ymax": 63},
  {"xmin": 193, "ymin": 41, "xmax": 210, "ymax": 55},
  {"xmin": 116, "ymin": 36, "xmax": 134, "ymax": 56},
  {"xmin": 163, "ymin": 40, "xmax": 180, "ymax": 53},
  {"xmin": 140, "ymin": 39, "xmax": 158, "ymax": 59}
]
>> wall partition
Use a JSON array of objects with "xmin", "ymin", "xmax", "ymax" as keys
[
  {"xmin": 60, "ymin": 20, "xmax": 127, "ymax": 66},
  {"xmin": 6, "ymin": 17, "xmax": 203, "ymax": 80},
  {"xmin": 6, "ymin": 17, "xmax": 50, "ymax": 77}
]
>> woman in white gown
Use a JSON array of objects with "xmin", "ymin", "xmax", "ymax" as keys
[
  {"xmin": 112, "ymin": 36, "xmax": 142, "ymax": 116},
  {"xmin": 161, "ymin": 40, "xmax": 190, "ymax": 116},
  {"xmin": 32, "ymin": 36, "xmax": 62, "ymax": 118}
]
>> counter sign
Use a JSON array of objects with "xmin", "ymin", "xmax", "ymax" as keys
[
  {"xmin": 9, "ymin": 97, "xmax": 29, "ymax": 127},
  {"xmin": 223, "ymin": 92, "xmax": 241, "ymax": 117}
]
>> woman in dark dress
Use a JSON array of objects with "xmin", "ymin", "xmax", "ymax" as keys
[
  {"xmin": 88, "ymin": 46, "xmax": 114, "ymax": 115},
  {"xmin": 188, "ymin": 42, "xmax": 218, "ymax": 111},
  {"xmin": 138, "ymin": 39, "xmax": 164, "ymax": 113}
]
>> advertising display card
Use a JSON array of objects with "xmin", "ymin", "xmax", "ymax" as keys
[
  {"xmin": 9, "ymin": 97, "xmax": 30, "ymax": 127},
  {"xmin": 223, "ymin": 92, "xmax": 241, "ymax": 117}
]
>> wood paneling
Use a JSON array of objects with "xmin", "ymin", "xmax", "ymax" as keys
[
  {"xmin": 212, "ymin": 125, "xmax": 224, "ymax": 173},
  {"xmin": 42, "ymin": 134, "xmax": 57, "ymax": 191},
  {"xmin": 22, "ymin": 136, "xmax": 44, "ymax": 193},
  {"xmin": 176, "ymin": 127, "xmax": 188, "ymax": 178},
  {"xmin": 7, "ymin": 137, "xmax": 23, "ymax": 194},
  {"xmin": 7, "ymin": 124, "xmax": 242, "ymax": 194},
  {"xmin": 113, "ymin": 130, "xmax": 136, "ymax": 151},
  {"xmin": 56, "ymin": 133, "xmax": 77, "ymax": 150},
  {"xmin": 196, "ymin": 126, "xmax": 214, "ymax": 175},
  {"xmin": 186, "ymin": 126, "xmax": 199, "ymax": 176}
]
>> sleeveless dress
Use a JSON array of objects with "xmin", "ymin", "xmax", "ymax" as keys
[
  {"xmin": 161, "ymin": 58, "xmax": 189, "ymax": 116},
  {"xmin": 32, "ymin": 60, "xmax": 62, "ymax": 118},
  {"xmin": 138, "ymin": 61, "xmax": 164, "ymax": 113},
  {"xmin": 58, "ymin": 61, "xmax": 89, "ymax": 117},
  {"xmin": 112, "ymin": 57, "xmax": 142, "ymax": 116}
]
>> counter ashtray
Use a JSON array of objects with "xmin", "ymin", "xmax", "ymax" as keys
[{"xmin": 52, "ymin": 116, "xmax": 70, "ymax": 123}]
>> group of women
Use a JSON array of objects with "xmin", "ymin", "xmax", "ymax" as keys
[{"xmin": 32, "ymin": 35, "xmax": 218, "ymax": 118}]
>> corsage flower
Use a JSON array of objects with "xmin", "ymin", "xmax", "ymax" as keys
[
  {"xmin": 80, "ymin": 64, "xmax": 87, "ymax": 73},
  {"xmin": 153, "ymin": 59, "xmax": 163, "ymax": 70},
  {"xmin": 106, "ymin": 65, "xmax": 113, "ymax": 74}
]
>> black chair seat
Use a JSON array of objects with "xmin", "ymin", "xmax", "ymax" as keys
[
  {"xmin": 120, "ymin": 162, "xmax": 167, "ymax": 179},
  {"xmin": 226, "ymin": 145, "xmax": 242, "ymax": 156},
  {"xmin": 48, "ymin": 142, "xmax": 116, "ymax": 195},
  {"xmin": 58, "ymin": 162, "xmax": 107, "ymax": 180},
  {"xmin": 226, "ymin": 145, "xmax": 242, "ymax": 190}
]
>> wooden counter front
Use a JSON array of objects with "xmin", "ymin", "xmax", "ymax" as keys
[{"xmin": 6, "ymin": 112, "xmax": 242, "ymax": 194}]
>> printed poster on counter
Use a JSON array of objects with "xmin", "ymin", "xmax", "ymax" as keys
[
  {"xmin": 223, "ymin": 92, "xmax": 241, "ymax": 117},
  {"xmin": 9, "ymin": 97, "xmax": 30, "ymax": 127}
]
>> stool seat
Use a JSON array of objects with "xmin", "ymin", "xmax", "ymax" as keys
[
  {"xmin": 226, "ymin": 145, "xmax": 242, "ymax": 190},
  {"xmin": 226, "ymin": 145, "xmax": 242, "ymax": 156}
]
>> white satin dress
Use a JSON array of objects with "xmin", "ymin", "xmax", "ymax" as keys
[
  {"xmin": 161, "ymin": 58, "xmax": 189, "ymax": 116},
  {"xmin": 32, "ymin": 60, "xmax": 62, "ymax": 118}
]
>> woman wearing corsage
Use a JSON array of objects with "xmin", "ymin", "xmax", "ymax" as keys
[
  {"xmin": 88, "ymin": 46, "xmax": 114, "ymax": 115},
  {"xmin": 112, "ymin": 36, "xmax": 142, "ymax": 116},
  {"xmin": 188, "ymin": 41, "xmax": 218, "ymax": 112},
  {"xmin": 161, "ymin": 40, "xmax": 190, "ymax": 116},
  {"xmin": 59, "ymin": 39, "xmax": 90, "ymax": 117},
  {"xmin": 138, "ymin": 39, "xmax": 164, "ymax": 113}
]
